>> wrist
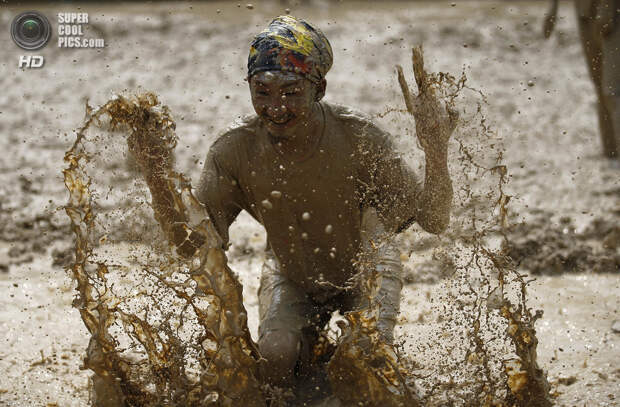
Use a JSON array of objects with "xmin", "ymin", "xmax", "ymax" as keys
[{"xmin": 424, "ymin": 145, "xmax": 448, "ymax": 162}]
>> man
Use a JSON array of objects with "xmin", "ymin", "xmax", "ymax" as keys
[
  {"xmin": 197, "ymin": 15, "xmax": 455, "ymax": 403},
  {"xmin": 544, "ymin": 0, "xmax": 620, "ymax": 160}
]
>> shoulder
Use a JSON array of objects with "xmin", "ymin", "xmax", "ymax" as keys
[
  {"xmin": 207, "ymin": 115, "xmax": 259, "ymax": 160},
  {"xmin": 325, "ymin": 102, "xmax": 377, "ymax": 130},
  {"xmin": 323, "ymin": 102, "xmax": 391, "ymax": 147}
]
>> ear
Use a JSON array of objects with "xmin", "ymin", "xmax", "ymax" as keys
[{"xmin": 315, "ymin": 79, "xmax": 326, "ymax": 102}]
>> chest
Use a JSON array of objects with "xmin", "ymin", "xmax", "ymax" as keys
[{"xmin": 248, "ymin": 149, "xmax": 357, "ymax": 214}]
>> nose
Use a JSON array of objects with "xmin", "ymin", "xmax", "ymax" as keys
[
  {"xmin": 266, "ymin": 105, "xmax": 284, "ymax": 118},
  {"xmin": 266, "ymin": 101, "xmax": 287, "ymax": 119}
]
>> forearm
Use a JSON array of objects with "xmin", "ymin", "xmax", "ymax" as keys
[
  {"xmin": 415, "ymin": 147, "xmax": 453, "ymax": 234},
  {"xmin": 142, "ymin": 168, "xmax": 207, "ymax": 257}
]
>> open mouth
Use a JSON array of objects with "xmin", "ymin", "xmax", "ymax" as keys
[{"xmin": 267, "ymin": 116, "xmax": 293, "ymax": 126}]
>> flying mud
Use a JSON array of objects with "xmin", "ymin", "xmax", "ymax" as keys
[{"xmin": 63, "ymin": 49, "xmax": 551, "ymax": 406}]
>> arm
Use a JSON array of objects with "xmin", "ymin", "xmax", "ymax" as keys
[
  {"xmin": 196, "ymin": 140, "xmax": 245, "ymax": 249},
  {"xmin": 357, "ymin": 123, "xmax": 452, "ymax": 235},
  {"xmin": 414, "ymin": 145, "xmax": 453, "ymax": 234},
  {"xmin": 396, "ymin": 47, "xmax": 455, "ymax": 235},
  {"xmin": 127, "ymin": 129, "xmax": 209, "ymax": 256}
]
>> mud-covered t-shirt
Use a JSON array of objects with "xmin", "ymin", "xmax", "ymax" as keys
[{"xmin": 197, "ymin": 102, "xmax": 419, "ymax": 294}]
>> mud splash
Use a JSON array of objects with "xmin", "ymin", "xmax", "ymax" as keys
[
  {"xmin": 327, "ymin": 227, "xmax": 421, "ymax": 407},
  {"xmin": 63, "ymin": 93, "xmax": 263, "ymax": 406},
  {"xmin": 384, "ymin": 47, "xmax": 552, "ymax": 406},
  {"xmin": 62, "ymin": 49, "xmax": 553, "ymax": 406}
]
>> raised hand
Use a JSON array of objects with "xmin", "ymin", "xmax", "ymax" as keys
[
  {"xmin": 396, "ymin": 46, "xmax": 458, "ymax": 156},
  {"xmin": 395, "ymin": 46, "xmax": 454, "ymax": 235}
]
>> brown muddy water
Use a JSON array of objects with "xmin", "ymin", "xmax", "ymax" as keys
[{"xmin": 0, "ymin": 1, "xmax": 618, "ymax": 406}]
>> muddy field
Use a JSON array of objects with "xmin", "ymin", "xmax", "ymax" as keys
[{"xmin": 0, "ymin": 1, "xmax": 618, "ymax": 406}]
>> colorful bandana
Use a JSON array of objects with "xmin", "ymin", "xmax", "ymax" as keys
[{"xmin": 248, "ymin": 15, "xmax": 333, "ymax": 83}]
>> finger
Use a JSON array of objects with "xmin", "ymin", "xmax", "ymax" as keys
[
  {"xmin": 447, "ymin": 104, "xmax": 459, "ymax": 132},
  {"xmin": 396, "ymin": 65, "xmax": 416, "ymax": 115},
  {"xmin": 411, "ymin": 45, "xmax": 428, "ymax": 94}
]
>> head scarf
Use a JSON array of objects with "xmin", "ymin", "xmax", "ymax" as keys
[{"xmin": 248, "ymin": 15, "xmax": 333, "ymax": 83}]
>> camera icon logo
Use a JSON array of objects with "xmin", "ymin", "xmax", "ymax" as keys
[{"xmin": 11, "ymin": 11, "xmax": 52, "ymax": 50}]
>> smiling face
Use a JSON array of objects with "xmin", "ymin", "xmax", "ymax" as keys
[{"xmin": 249, "ymin": 71, "xmax": 325, "ymax": 139}]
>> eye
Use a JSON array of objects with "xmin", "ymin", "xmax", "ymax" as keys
[
  {"xmin": 256, "ymin": 90, "xmax": 269, "ymax": 96},
  {"xmin": 283, "ymin": 89, "xmax": 299, "ymax": 96}
]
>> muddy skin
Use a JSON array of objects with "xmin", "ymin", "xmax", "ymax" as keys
[
  {"xmin": 199, "ymin": 41, "xmax": 454, "ymax": 404},
  {"xmin": 249, "ymin": 71, "xmax": 326, "ymax": 155},
  {"xmin": 61, "ymin": 46, "xmax": 553, "ymax": 406}
]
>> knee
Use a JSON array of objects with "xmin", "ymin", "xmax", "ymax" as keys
[{"xmin": 258, "ymin": 330, "xmax": 300, "ymax": 386}]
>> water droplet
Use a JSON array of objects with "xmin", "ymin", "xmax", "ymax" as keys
[
  {"xmin": 245, "ymin": 3, "xmax": 254, "ymax": 9},
  {"xmin": 325, "ymin": 224, "xmax": 333, "ymax": 234},
  {"xmin": 261, "ymin": 199, "xmax": 273, "ymax": 210},
  {"xmin": 302, "ymin": 212, "xmax": 311, "ymax": 221},
  {"xmin": 271, "ymin": 190, "xmax": 282, "ymax": 199},
  {"xmin": 288, "ymin": 225, "xmax": 294, "ymax": 232},
  {"xmin": 329, "ymin": 252, "xmax": 336, "ymax": 258},
  {"xmin": 301, "ymin": 232, "xmax": 308, "ymax": 240},
  {"xmin": 313, "ymin": 247, "xmax": 320, "ymax": 253}
]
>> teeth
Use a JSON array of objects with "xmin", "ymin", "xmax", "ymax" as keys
[{"xmin": 270, "ymin": 117, "xmax": 290, "ymax": 124}]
